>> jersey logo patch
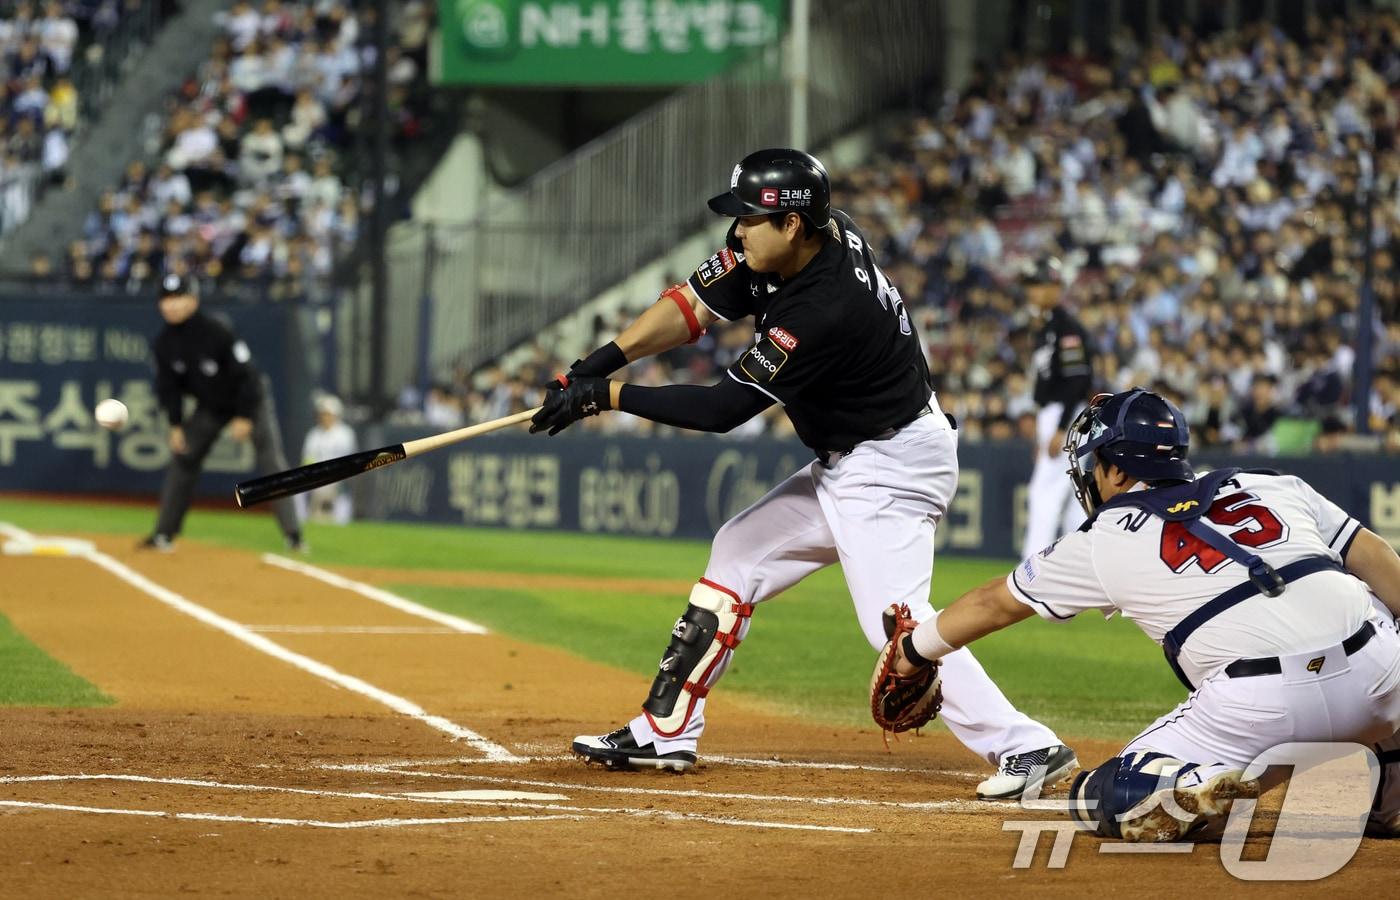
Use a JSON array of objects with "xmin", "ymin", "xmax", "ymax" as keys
[
  {"xmin": 1307, "ymin": 656, "xmax": 1325, "ymax": 674},
  {"xmin": 1166, "ymin": 500, "xmax": 1199, "ymax": 514},
  {"xmin": 1020, "ymin": 558, "xmax": 1038, "ymax": 584},
  {"xmin": 739, "ymin": 339, "xmax": 788, "ymax": 384},
  {"xmin": 767, "ymin": 327, "xmax": 799, "ymax": 351},
  {"xmin": 696, "ymin": 248, "xmax": 738, "ymax": 287}
]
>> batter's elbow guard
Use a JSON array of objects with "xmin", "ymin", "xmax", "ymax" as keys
[{"xmin": 642, "ymin": 581, "xmax": 753, "ymax": 738}]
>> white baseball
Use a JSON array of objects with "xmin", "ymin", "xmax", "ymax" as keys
[{"xmin": 94, "ymin": 398, "xmax": 129, "ymax": 430}]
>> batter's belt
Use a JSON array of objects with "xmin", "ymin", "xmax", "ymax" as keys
[{"xmin": 816, "ymin": 403, "xmax": 952, "ymax": 468}]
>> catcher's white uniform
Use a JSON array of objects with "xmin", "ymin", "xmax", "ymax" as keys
[{"xmin": 1011, "ymin": 470, "xmax": 1400, "ymax": 823}]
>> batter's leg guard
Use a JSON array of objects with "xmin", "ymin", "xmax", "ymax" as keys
[
  {"xmin": 1070, "ymin": 752, "xmax": 1259, "ymax": 842},
  {"xmin": 642, "ymin": 580, "xmax": 753, "ymax": 739}
]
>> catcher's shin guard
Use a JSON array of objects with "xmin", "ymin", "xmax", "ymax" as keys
[
  {"xmin": 1070, "ymin": 752, "xmax": 1251, "ymax": 841},
  {"xmin": 642, "ymin": 580, "xmax": 753, "ymax": 738}
]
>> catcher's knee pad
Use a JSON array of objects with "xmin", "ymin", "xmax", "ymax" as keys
[
  {"xmin": 642, "ymin": 580, "xmax": 753, "ymax": 738},
  {"xmin": 1069, "ymin": 751, "xmax": 1183, "ymax": 838}
]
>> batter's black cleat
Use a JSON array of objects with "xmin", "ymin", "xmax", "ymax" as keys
[{"xmin": 572, "ymin": 725, "xmax": 696, "ymax": 773}]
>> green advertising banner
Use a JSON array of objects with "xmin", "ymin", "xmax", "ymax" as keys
[{"xmin": 435, "ymin": 0, "xmax": 785, "ymax": 86}]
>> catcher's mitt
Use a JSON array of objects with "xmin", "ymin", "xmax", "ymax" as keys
[{"xmin": 870, "ymin": 603, "xmax": 942, "ymax": 746}]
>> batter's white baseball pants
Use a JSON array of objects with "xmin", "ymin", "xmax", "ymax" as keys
[{"xmin": 631, "ymin": 406, "xmax": 1062, "ymax": 764}]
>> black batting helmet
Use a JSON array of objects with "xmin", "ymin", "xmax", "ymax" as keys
[{"xmin": 707, "ymin": 148, "xmax": 831, "ymax": 228}]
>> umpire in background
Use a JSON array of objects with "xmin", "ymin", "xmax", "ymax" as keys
[
  {"xmin": 1021, "ymin": 257, "xmax": 1095, "ymax": 558},
  {"xmin": 140, "ymin": 274, "xmax": 304, "ymax": 552}
]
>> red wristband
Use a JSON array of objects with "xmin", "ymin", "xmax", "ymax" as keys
[{"xmin": 664, "ymin": 285, "xmax": 704, "ymax": 344}]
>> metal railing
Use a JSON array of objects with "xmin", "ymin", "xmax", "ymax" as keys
[
  {"xmin": 71, "ymin": 0, "xmax": 168, "ymax": 122},
  {"xmin": 0, "ymin": 163, "xmax": 42, "ymax": 238},
  {"xmin": 347, "ymin": 0, "xmax": 945, "ymax": 398}
]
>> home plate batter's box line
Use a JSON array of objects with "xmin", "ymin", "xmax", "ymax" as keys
[
  {"xmin": 306, "ymin": 764, "xmax": 1019, "ymax": 813},
  {"xmin": 259, "ymin": 553, "xmax": 489, "ymax": 635},
  {"xmin": 320, "ymin": 754, "xmax": 989, "ymax": 778},
  {"xmin": 0, "ymin": 774, "xmax": 871, "ymax": 833},
  {"xmin": 0, "ymin": 521, "xmax": 517, "ymax": 763}
]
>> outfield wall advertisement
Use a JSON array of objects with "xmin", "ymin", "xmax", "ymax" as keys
[
  {"xmin": 365, "ymin": 430, "xmax": 1400, "ymax": 558},
  {"xmin": 0, "ymin": 300, "xmax": 304, "ymax": 496}
]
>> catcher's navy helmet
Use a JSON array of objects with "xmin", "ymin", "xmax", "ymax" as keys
[
  {"xmin": 1065, "ymin": 388, "xmax": 1193, "ymax": 514},
  {"xmin": 707, "ymin": 148, "xmax": 831, "ymax": 228}
]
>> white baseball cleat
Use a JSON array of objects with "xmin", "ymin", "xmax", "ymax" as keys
[
  {"xmin": 977, "ymin": 744, "xmax": 1078, "ymax": 800},
  {"xmin": 1119, "ymin": 766, "xmax": 1261, "ymax": 843}
]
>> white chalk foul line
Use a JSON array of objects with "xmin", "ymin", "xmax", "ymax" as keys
[
  {"xmin": 246, "ymin": 625, "xmax": 459, "ymax": 635},
  {"xmin": 0, "ymin": 774, "xmax": 869, "ymax": 833},
  {"xmin": 261, "ymin": 554, "xmax": 489, "ymax": 635},
  {"xmin": 0, "ymin": 800, "xmax": 580, "ymax": 829},
  {"xmin": 78, "ymin": 548, "xmax": 517, "ymax": 762},
  {"xmin": 0, "ymin": 522, "xmax": 35, "ymax": 541}
]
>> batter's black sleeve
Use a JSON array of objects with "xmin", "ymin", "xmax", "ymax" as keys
[
  {"xmin": 687, "ymin": 245, "xmax": 757, "ymax": 321},
  {"xmin": 618, "ymin": 377, "xmax": 773, "ymax": 433}
]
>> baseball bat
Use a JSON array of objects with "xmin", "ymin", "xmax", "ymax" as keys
[{"xmin": 234, "ymin": 406, "xmax": 542, "ymax": 508}]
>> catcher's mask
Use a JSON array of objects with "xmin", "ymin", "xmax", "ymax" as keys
[{"xmin": 1065, "ymin": 388, "xmax": 1193, "ymax": 516}]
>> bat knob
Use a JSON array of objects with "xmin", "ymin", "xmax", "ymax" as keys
[{"xmin": 553, "ymin": 373, "xmax": 570, "ymax": 388}]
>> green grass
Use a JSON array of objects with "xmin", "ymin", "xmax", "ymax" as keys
[
  {"xmin": 0, "ymin": 495, "xmax": 1185, "ymax": 737},
  {"xmin": 0, "ymin": 610, "xmax": 111, "ymax": 707}
]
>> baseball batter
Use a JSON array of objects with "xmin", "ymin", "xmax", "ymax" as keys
[
  {"xmin": 1021, "ymin": 258, "xmax": 1094, "ymax": 559},
  {"xmin": 888, "ymin": 388, "xmax": 1400, "ymax": 840},
  {"xmin": 531, "ymin": 149, "xmax": 1074, "ymax": 799}
]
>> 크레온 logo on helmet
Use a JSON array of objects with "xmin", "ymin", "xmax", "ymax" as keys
[
  {"xmin": 760, "ymin": 188, "xmax": 779, "ymax": 206},
  {"xmin": 779, "ymin": 187, "xmax": 812, "ymax": 206}
]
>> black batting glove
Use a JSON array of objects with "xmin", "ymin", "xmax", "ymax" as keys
[
  {"xmin": 529, "ymin": 375, "xmax": 612, "ymax": 436},
  {"xmin": 540, "ymin": 343, "xmax": 627, "ymax": 393}
]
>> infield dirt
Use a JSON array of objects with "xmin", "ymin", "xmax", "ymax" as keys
[{"xmin": 1, "ymin": 535, "xmax": 1394, "ymax": 897}]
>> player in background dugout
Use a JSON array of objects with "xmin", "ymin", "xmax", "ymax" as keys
[
  {"xmin": 1021, "ymin": 256, "xmax": 1095, "ymax": 559},
  {"xmin": 140, "ymin": 273, "xmax": 304, "ymax": 552},
  {"xmin": 298, "ymin": 393, "xmax": 356, "ymax": 525},
  {"xmin": 529, "ymin": 148, "xmax": 1075, "ymax": 801}
]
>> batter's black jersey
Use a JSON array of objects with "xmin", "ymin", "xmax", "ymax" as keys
[
  {"xmin": 1032, "ymin": 306, "xmax": 1094, "ymax": 426},
  {"xmin": 153, "ymin": 311, "xmax": 263, "ymax": 426},
  {"xmin": 686, "ymin": 209, "xmax": 933, "ymax": 450}
]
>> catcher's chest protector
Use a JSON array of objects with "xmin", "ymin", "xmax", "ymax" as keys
[{"xmin": 643, "ymin": 581, "xmax": 753, "ymax": 738}]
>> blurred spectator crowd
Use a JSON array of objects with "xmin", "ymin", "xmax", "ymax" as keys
[
  {"xmin": 57, "ymin": 0, "xmax": 432, "ymax": 297},
  {"xmin": 0, "ymin": 0, "xmax": 130, "ymax": 230},
  {"xmin": 410, "ymin": 11, "xmax": 1400, "ymax": 453}
]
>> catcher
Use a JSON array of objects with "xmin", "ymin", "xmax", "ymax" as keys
[{"xmin": 883, "ymin": 388, "xmax": 1400, "ymax": 840}]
